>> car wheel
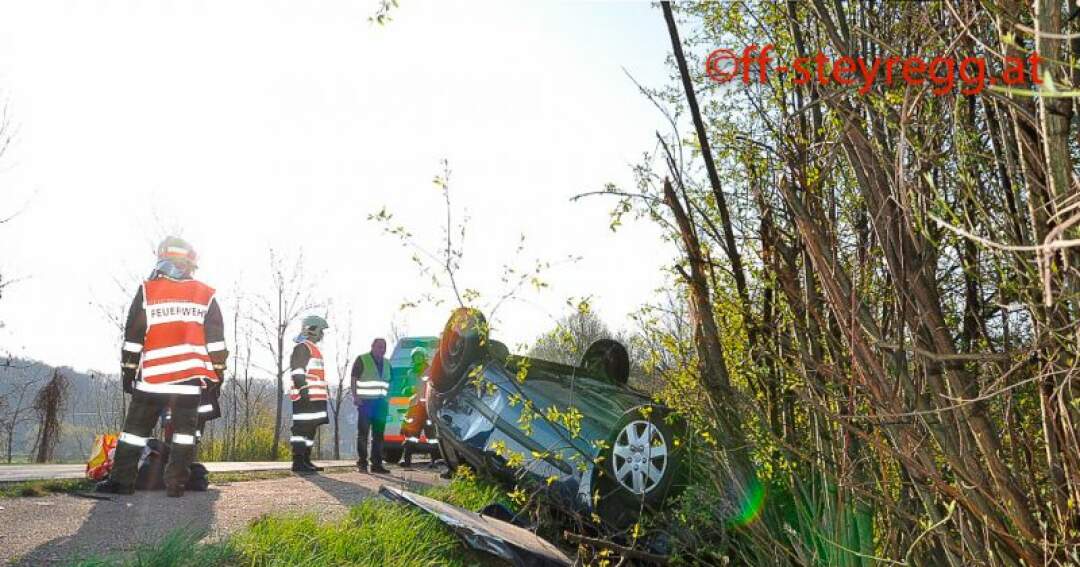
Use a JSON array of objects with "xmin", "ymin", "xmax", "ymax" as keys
[
  {"xmin": 594, "ymin": 407, "xmax": 684, "ymax": 529},
  {"xmin": 581, "ymin": 339, "xmax": 630, "ymax": 385},
  {"xmin": 382, "ymin": 447, "xmax": 402, "ymax": 464},
  {"xmin": 431, "ymin": 308, "xmax": 488, "ymax": 393},
  {"xmin": 487, "ymin": 339, "xmax": 510, "ymax": 365}
]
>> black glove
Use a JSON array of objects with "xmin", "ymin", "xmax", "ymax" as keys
[
  {"xmin": 292, "ymin": 375, "xmax": 308, "ymax": 403},
  {"xmin": 208, "ymin": 379, "xmax": 222, "ymax": 400},
  {"xmin": 122, "ymin": 368, "xmax": 135, "ymax": 394}
]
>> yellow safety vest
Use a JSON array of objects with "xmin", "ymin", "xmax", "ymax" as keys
[{"xmin": 355, "ymin": 353, "xmax": 390, "ymax": 399}]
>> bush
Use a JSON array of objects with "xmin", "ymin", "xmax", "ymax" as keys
[{"xmin": 198, "ymin": 411, "xmax": 287, "ymax": 462}]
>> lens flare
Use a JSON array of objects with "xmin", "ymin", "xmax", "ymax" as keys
[{"xmin": 727, "ymin": 476, "xmax": 766, "ymax": 527}]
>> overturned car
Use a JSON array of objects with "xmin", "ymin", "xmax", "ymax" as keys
[{"xmin": 428, "ymin": 308, "xmax": 687, "ymax": 528}]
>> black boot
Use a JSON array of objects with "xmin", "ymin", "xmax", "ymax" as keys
[
  {"xmin": 304, "ymin": 448, "xmax": 323, "ymax": 472},
  {"xmin": 292, "ymin": 453, "xmax": 315, "ymax": 474},
  {"xmin": 95, "ymin": 478, "xmax": 134, "ymax": 495},
  {"xmin": 356, "ymin": 460, "xmax": 368, "ymax": 473},
  {"xmin": 370, "ymin": 463, "xmax": 390, "ymax": 474}
]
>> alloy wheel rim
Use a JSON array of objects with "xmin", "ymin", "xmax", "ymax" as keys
[{"xmin": 612, "ymin": 420, "xmax": 668, "ymax": 495}]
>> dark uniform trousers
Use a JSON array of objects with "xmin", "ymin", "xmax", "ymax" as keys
[
  {"xmin": 111, "ymin": 389, "xmax": 199, "ymax": 488},
  {"xmin": 355, "ymin": 397, "xmax": 388, "ymax": 467},
  {"xmin": 165, "ymin": 387, "xmax": 218, "ymax": 447},
  {"xmin": 196, "ymin": 387, "xmax": 221, "ymax": 444},
  {"xmin": 290, "ymin": 395, "xmax": 324, "ymax": 455},
  {"xmin": 403, "ymin": 419, "xmax": 439, "ymax": 465}
]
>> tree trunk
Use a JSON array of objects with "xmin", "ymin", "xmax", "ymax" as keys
[
  {"xmin": 661, "ymin": 177, "xmax": 756, "ymax": 499},
  {"xmin": 661, "ymin": 1, "xmax": 754, "ymax": 344},
  {"xmin": 272, "ymin": 330, "xmax": 284, "ymax": 461},
  {"xmin": 333, "ymin": 413, "xmax": 340, "ymax": 460}
]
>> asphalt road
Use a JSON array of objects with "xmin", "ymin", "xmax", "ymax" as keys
[{"xmin": 0, "ymin": 465, "xmax": 446, "ymax": 566}]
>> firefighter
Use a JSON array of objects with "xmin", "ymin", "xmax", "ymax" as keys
[
  {"xmin": 289, "ymin": 315, "xmax": 330, "ymax": 473},
  {"xmin": 96, "ymin": 236, "xmax": 227, "ymax": 497},
  {"xmin": 400, "ymin": 347, "xmax": 439, "ymax": 468},
  {"xmin": 351, "ymin": 338, "xmax": 391, "ymax": 474},
  {"xmin": 196, "ymin": 371, "xmax": 223, "ymax": 444},
  {"xmin": 160, "ymin": 381, "xmax": 215, "ymax": 459},
  {"xmin": 162, "ymin": 369, "xmax": 221, "ymax": 451}
]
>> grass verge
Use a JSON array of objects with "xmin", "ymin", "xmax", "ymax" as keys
[
  {"xmin": 229, "ymin": 469, "xmax": 506, "ymax": 567},
  {"xmin": 65, "ymin": 469, "xmax": 509, "ymax": 567},
  {"xmin": 0, "ymin": 478, "xmax": 94, "ymax": 498},
  {"xmin": 0, "ymin": 466, "xmax": 358, "ymax": 499},
  {"xmin": 68, "ymin": 528, "xmax": 235, "ymax": 567},
  {"xmin": 208, "ymin": 466, "xmax": 355, "ymax": 484}
]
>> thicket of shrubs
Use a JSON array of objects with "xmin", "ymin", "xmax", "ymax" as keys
[{"xmin": 197, "ymin": 410, "xmax": 288, "ymax": 463}]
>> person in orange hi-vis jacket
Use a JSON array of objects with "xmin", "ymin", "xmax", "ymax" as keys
[
  {"xmin": 288, "ymin": 315, "xmax": 330, "ymax": 473},
  {"xmin": 400, "ymin": 347, "xmax": 440, "ymax": 468},
  {"xmin": 96, "ymin": 236, "xmax": 228, "ymax": 497}
]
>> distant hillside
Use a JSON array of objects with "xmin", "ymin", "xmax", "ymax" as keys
[
  {"xmin": 0, "ymin": 358, "xmax": 125, "ymax": 463},
  {"xmin": 0, "ymin": 357, "xmax": 359, "ymax": 464}
]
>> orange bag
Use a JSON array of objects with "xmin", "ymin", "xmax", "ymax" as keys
[{"xmin": 86, "ymin": 433, "xmax": 118, "ymax": 481}]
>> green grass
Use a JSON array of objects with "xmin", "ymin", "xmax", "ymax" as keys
[
  {"xmin": 0, "ymin": 467, "xmax": 360, "ymax": 499},
  {"xmin": 0, "ymin": 473, "xmax": 301, "ymax": 500},
  {"xmin": 0, "ymin": 478, "xmax": 94, "ymax": 498},
  {"xmin": 65, "ymin": 470, "xmax": 509, "ymax": 567},
  {"xmin": 422, "ymin": 469, "xmax": 507, "ymax": 511},
  {"xmin": 68, "ymin": 528, "xmax": 235, "ymax": 567},
  {"xmin": 231, "ymin": 470, "xmax": 504, "ymax": 567},
  {"xmin": 208, "ymin": 466, "xmax": 354, "ymax": 485}
]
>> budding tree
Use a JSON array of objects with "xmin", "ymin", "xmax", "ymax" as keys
[{"xmin": 252, "ymin": 249, "xmax": 321, "ymax": 461}]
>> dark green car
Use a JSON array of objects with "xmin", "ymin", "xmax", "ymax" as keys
[{"xmin": 427, "ymin": 308, "xmax": 687, "ymax": 528}]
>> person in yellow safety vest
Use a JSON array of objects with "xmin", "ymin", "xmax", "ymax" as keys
[
  {"xmin": 96, "ymin": 236, "xmax": 228, "ymax": 497},
  {"xmin": 351, "ymin": 338, "xmax": 391, "ymax": 473},
  {"xmin": 289, "ymin": 315, "xmax": 330, "ymax": 473},
  {"xmin": 400, "ymin": 347, "xmax": 439, "ymax": 468}
]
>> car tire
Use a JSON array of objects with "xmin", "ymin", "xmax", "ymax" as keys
[
  {"xmin": 581, "ymin": 339, "xmax": 630, "ymax": 386},
  {"xmin": 487, "ymin": 339, "xmax": 510, "ymax": 365},
  {"xmin": 593, "ymin": 406, "xmax": 685, "ymax": 529},
  {"xmin": 431, "ymin": 308, "xmax": 488, "ymax": 393},
  {"xmin": 382, "ymin": 447, "xmax": 402, "ymax": 464}
]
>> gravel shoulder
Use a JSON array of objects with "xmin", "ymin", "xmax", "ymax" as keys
[{"xmin": 0, "ymin": 466, "xmax": 445, "ymax": 566}]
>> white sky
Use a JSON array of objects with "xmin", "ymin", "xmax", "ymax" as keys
[{"xmin": 0, "ymin": 0, "xmax": 678, "ymax": 375}]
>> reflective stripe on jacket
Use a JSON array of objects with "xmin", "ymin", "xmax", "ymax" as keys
[
  {"xmin": 353, "ymin": 353, "xmax": 390, "ymax": 399},
  {"xmin": 139, "ymin": 278, "xmax": 220, "ymax": 385},
  {"xmin": 289, "ymin": 341, "xmax": 328, "ymax": 402}
]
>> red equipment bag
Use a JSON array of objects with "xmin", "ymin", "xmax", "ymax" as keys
[{"xmin": 86, "ymin": 433, "xmax": 118, "ymax": 481}]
